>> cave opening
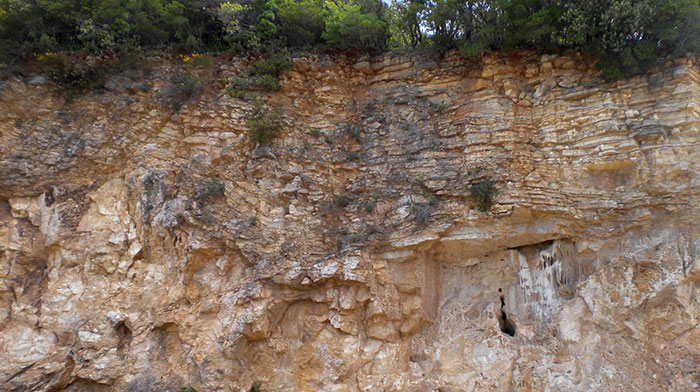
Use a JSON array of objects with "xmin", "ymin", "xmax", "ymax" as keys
[{"xmin": 498, "ymin": 292, "xmax": 516, "ymax": 337}]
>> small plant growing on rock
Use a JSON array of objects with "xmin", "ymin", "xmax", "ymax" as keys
[
  {"xmin": 253, "ymin": 52, "xmax": 292, "ymax": 77},
  {"xmin": 164, "ymin": 71, "xmax": 200, "ymax": 110},
  {"xmin": 250, "ymin": 381, "xmax": 263, "ymax": 392},
  {"xmin": 249, "ymin": 50, "xmax": 291, "ymax": 92},
  {"xmin": 470, "ymin": 178, "xmax": 498, "ymax": 211},
  {"xmin": 342, "ymin": 123, "xmax": 362, "ymax": 142},
  {"xmin": 249, "ymin": 216, "xmax": 259, "ymax": 226},
  {"xmin": 225, "ymin": 76, "xmax": 249, "ymax": 99},
  {"xmin": 196, "ymin": 178, "xmax": 225, "ymax": 201},
  {"xmin": 413, "ymin": 204, "xmax": 430, "ymax": 226},
  {"xmin": 254, "ymin": 74, "xmax": 281, "ymax": 91},
  {"xmin": 182, "ymin": 53, "xmax": 213, "ymax": 68},
  {"xmin": 334, "ymin": 193, "xmax": 354, "ymax": 208},
  {"xmin": 433, "ymin": 102, "xmax": 447, "ymax": 113},
  {"xmin": 310, "ymin": 128, "xmax": 322, "ymax": 138},
  {"xmin": 246, "ymin": 99, "xmax": 284, "ymax": 144}
]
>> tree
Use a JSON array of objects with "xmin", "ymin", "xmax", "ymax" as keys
[
  {"xmin": 275, "ymin": 0, "xmax": 326, "ymax": 47},
  {"xmin": 322, "ymin": 0, "xmax": 389, "ymax": 50}
]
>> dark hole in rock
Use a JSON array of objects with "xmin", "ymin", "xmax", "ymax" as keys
[
  {"xmin": 498, "ymin": 295, "xmax": 516, "ymax": 337},
  {"xmin": 115, "ymin": 321, "xmax": 133, "ymax": 349},
  {"xmin": 44, "ymin": 191, "xmax": 55, "ymax": 207}
]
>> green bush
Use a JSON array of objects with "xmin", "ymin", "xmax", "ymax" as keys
[
  {"xmin": 226, "ymin": 76, "xmax": 249, "ymax": 99},
  {"xmin": 470, "ymin": 179, "xmax": 498, "ymax": 212},
  {"xmin": 0, "ymin": 62, "xmax": 26, "ymax": 80},
  {"xmin": 246, "ymin": 100, "xmax": 284, "ymax": 143},
  {"xmin": 164, "ymin": 71, "xmax": 200, "ymax": 110},
  {"xmin": 109, "ymin": 51, "xmax": 152, "ymax": 76},
  {"xmin": 253, "ymin": 51, "xmax": 292, "ymax": 77},
  {"xmin": 334, "ymin": 193, "xmax": 355, "ymax": 208},
  {"xmin": 254, "ymin": 74, "xmax": 282, "ymax": 91},
  {"xmin": 184, "ymin": 53, "xmax": 213, "ymax": 68},
  {"xmin": 41, "ymin": 53, "xmax": 103, "ymax": 93}
]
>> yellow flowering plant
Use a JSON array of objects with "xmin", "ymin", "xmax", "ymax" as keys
[
  {"xmin": 181, "ymin": 53, "xmax": 211, "ymax": 67},
  {"xmin": 35, "ymin": 52, "xmax": 58, "ymax": 61}
]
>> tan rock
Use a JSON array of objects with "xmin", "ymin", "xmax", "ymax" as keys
[{"xmin": 0, "ymin": 51, "xmax": 698, "ymax": 391}]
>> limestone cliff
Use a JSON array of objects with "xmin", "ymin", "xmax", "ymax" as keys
[{"xmin": 1, "ymin": 50, "xmax": 699, "ymax": 391}]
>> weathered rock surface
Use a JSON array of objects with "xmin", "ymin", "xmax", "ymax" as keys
[{"xmin": 0, "ymin": 50, "xmax": 699, "ymax": 391}]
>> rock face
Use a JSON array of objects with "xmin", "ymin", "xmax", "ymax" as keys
[{"xmin": 0, "ymin": 51, "xmax": 699, "ymax": 391}]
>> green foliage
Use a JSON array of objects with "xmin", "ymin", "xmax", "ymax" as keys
[
  {"xmin": 0, "ymin": 0, "xmax": 221, "ymax": 59},
  {"xmin": 322, "ymin": 1, "xmax": 389, "ymax": 50},
  {"xmin": 0, "ymin": 0, "xmax": 698, "ymax": 81},
  {"xmin": 253, "ymin": 50, "xmax": 292, "ymax": 77},
  {"xmin": 196, "ymin": 178, "xmax": 226, "ymax": 201},
  {"xmin": 218, "ymin": 0, "xmax": 277, "ymax": 51},
  {"xmin": 41, "ymin": 54, "xmax": 103, "ymax": 93},
  {"xmin": 342, "ymin": 123, "xmax": 362, "ymax": 142},
  {"xmin": 246, "ymin": 99, "xmax": 284, "ymax": 143},
  {"xmin": 179, "ymin": 387, "xmax": 197, "ymax": 392},
  {"xmin": 432, "ymin": 101, "xmax": 447, "ymax": 113},
  {"xmin": 226, "ymin": 76, "xmax": 249, "ymax": 99},
  {"xmin": 347, "ymin": 151, "xmax": 361, "ymax": 161},
  {"xmin": 254, "ymin": 74, "xmax": 281, "ymax": 91},
  {"xmin": 164, "ymin": 71, "xmax": 200, "ymax": 110},
  {"xmin": 0, "ymin": 62, "xmax": 25, "ymax": 80},
  {"xmin": 247, "ymin": 50, "xmax": 291, "ymax": 91},
  {"xmin": 392, "ymin": 0, "xmax": 700, "ymax": 79},
  {"xmin": 250, "ymin": 380, "xmax": 263, "ymax": 392},
  {"xmin": 109, "ymin": 50, "xmax": 152, "ymax": 75},
  {"xmin": 184, "ymin": 53, "xmax": 213, "ymax": 67},
  {"xmin": 334, "ymin": 193, "xmax": 354, "ymax": 207},
  {"xmin": 414, "ymin": 203, "xmax": 429, "ymax": 226},
  {"xmin": 275, "ymin": 0, "xmax": 326, "ymax": 47},
  {"xmin": 387, "ymin": 0, "xmax": 424, "ymax": 48},
  {"xmin": 470, "ymin": 178, "xmax": 498, "ymax": 212}
]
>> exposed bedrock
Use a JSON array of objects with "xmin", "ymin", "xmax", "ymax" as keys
[{"xmin": 0, "ymin": 50, "xmax": 699, "ymax": 391}]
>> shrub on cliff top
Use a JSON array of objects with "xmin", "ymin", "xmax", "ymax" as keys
[{"xmin": 41, "ymin": 53, "xmax": 103, "ymax": 93}]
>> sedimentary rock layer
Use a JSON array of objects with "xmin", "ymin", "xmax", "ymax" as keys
[{"xmin": 0, "ymin": 51, "xmax": 699, "ymax": 391}]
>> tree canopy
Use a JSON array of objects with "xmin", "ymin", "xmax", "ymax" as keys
[{"xmin": 1, "ymin": 0, "xmax": 699, "ymax": 79}]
